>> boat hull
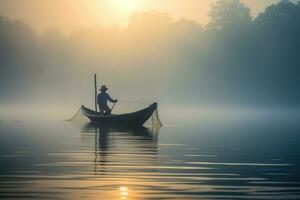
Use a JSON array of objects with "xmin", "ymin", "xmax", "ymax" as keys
[{"xmin": 81, "ymin": 103, "xmax": 157, "ymax": 127}]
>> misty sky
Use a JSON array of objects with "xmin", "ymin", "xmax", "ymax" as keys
[{"xmin": 0, "ymin": 0, "xmax": 280, "ymax": 33}]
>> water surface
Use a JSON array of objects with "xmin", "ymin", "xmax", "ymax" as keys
[{"xmin": 0, "ymin": 118, "xmax": 300, "ymax": 199}]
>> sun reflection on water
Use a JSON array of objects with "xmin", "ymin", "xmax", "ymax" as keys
[{"xmin": 119, "ymin": 186, "xmax": 129, "ymax": 200}]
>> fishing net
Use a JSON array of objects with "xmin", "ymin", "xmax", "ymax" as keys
[
  {"xmin": 144, "ymin": 105, "xmax": 163, "ymax": 128},
  {"xmin": 67, "ymin": 106, "xmax": 88, "ymax": 121},
  {"xmin": 67, "ymin": 101, "xmax": 163, "ymax": 128}
]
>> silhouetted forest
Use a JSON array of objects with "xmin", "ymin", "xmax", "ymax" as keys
[{"xmin": 1, "ymin": 0, "xmax": 300, "ymax": 107}]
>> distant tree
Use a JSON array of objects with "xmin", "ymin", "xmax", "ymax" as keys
[
  {"xmin": 208, "ymin": 0, "xmax": 252, "ymax": 30},
  {"xmin": 254, "ymin": 0, "xmax": 300, "ymax": 68},
  {"xmin": 0, "ymin": 17, "xmax": 38, "ymax": 101},
  {"xmin": 250, "ymin": 0, "xmax": 300, "ymax": 104},
  {"xmin": 256, "ymin": 0, "xmax": 300, "ymax": 29}
]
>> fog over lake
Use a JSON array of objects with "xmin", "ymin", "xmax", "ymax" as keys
[{"xmin": 1, "ymin": 1, "xmax": 300, "ymax": 119}]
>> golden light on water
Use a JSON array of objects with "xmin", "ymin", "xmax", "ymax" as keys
[{"xmin": 119, "ymin": 186, "xmax": 129, "ymax": 199}]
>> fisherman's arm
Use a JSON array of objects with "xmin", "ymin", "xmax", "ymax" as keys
[{"xmin": 107, "ymin": 94, "xmax": 118, "ymax": 103}]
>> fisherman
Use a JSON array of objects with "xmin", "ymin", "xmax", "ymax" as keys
[{"xmin": 97, "ymin": 85, "xmax": 118, "ymax": 114}]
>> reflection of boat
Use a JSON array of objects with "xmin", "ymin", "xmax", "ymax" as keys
[
  {"xmin": 82, "ymin": 122, "xmax": 159, "ymax": 139},
  {"xmin": 81, "ymin": 103, "xmax": 158, "ymax": 127},
  {"xmin": 79, "ymin": 122, "xmax": 160, "ymax": 175}
]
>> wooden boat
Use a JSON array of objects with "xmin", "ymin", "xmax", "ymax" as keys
[{"xmin": 81, "ymin": 102, "xmax": 157, "ymax": 127}]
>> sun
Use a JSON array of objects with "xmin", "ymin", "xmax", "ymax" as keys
[{"xmin": 112, "ymin": 0, "xmax": 138, "ymax": 13}]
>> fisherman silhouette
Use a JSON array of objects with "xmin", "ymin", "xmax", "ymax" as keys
[{"xmin": 97, "ymin": 85, "xmax": 118, "ymax": 114}]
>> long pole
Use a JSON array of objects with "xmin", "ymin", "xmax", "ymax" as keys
[
  {"xmin": 94, "ymin": 73, "xmax": 98, "ymax": 111},
  {"xmin": 110, "ymin": 102, "xmax": 116, "ymax": 113}
]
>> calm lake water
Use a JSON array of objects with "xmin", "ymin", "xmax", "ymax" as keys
[{"xmin": 0, "ymin": 117, "xmax": 300, "ymax": 199}]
